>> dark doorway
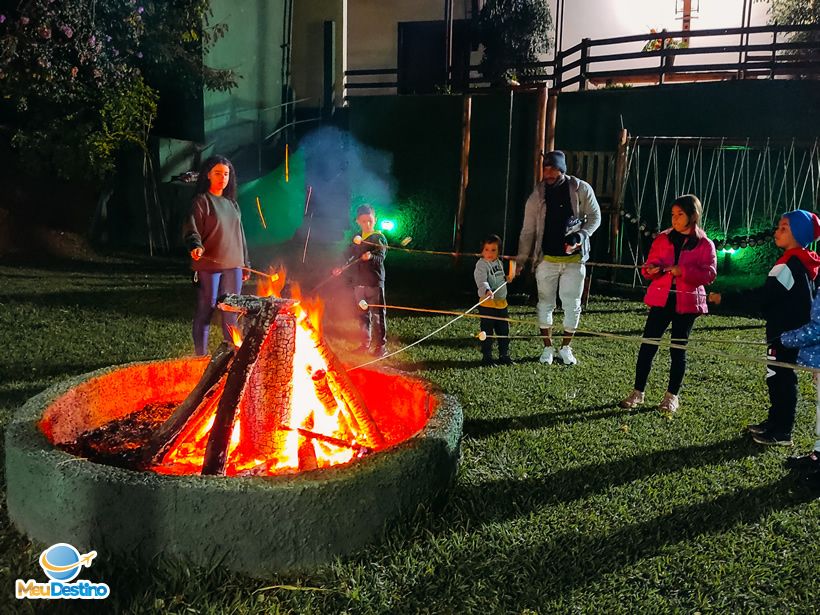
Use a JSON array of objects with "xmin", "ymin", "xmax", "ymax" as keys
[{"xmin": 397, "ymin": 20, "xmax": 473, "ymax": 95}]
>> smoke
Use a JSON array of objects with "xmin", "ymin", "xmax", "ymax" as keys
[{"xmin": 299, "ymin": 126, "xmax": 397, "ymax": 230}]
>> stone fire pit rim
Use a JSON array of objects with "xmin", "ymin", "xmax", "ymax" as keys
[
  {"xmin": 5, "ymin": 357, "xmax": 463, "ymax": 576},
  {"xmin": 9, "ymin": 357, "xmax": 457, "ymax": 486}
]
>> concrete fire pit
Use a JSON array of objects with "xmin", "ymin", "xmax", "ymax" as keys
[{"xmin": 5, "ymin": 358, "xmax": 462, "ymax": 576}]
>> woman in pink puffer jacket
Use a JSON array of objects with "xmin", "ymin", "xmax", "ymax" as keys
[{"xmin": 619, "ymin": 195, "xmax": 717, "ymax": 413}]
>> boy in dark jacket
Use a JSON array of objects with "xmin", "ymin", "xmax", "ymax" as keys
[
  {"xmin": 748, "ymin": 210, "xmax": 820, "ymax": 445},
  {"xmin": 345, "ymin": 204, "xmax": 388, "ymax": 357}
]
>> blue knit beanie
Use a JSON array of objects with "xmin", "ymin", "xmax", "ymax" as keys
[
  {"xmin": 782, "ymin": 210, "xmax": 820, "ymax": 248},
  {"xmin": 543, "ymin": 150, "xmax": 567, "ymax": 173}
]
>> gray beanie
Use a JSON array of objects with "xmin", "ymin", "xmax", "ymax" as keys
[{"xmin": 543, "ymin": 150, "xmax": 567, "ymax": 173}]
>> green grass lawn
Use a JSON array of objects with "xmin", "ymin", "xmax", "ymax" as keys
[{"xmin": 1, "ymin": 257, "xmax": 818, "ymax": 614}]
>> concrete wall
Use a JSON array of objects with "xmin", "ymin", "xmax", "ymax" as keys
[
  {"xmin": 293, "ymin": 0, "xmax": 474, "ymax": 109},
  {"xmin": 347, "ymin": 0, "xmax": 469, "ymax": 71},
  {"xmin": 292, "ymin": 0, "xmax": 346, "ymax": 112},
  {"xmin": 203, "ymin": 0, "xmax": 287, "ymax": 163}
]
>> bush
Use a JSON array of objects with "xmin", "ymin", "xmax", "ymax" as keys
[
  {"xmin": 0, "ymin": 0, "xmax": 235, "ymax": 182},
  {"xmin": 478, "ymin": 0, "xmax": 552, "ymax": 85}
]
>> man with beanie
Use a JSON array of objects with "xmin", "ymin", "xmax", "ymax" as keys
[
  {"xmin": 513, "ymin": 150, "xmax": 601, "ymax": 365},
  {"xmin": 746, "ymin": 209, "xmax": 820, "ymax": 445}
]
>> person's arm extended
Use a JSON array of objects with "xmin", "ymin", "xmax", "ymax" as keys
[
  {"xmin": 515, "ymin": 188, "xmax": 539, "ymax": 271},
  {"xmin": 474, "ymin": 260, "xmax": 492, "ymax": 298}
]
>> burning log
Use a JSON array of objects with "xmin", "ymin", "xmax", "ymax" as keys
[
  {"xmin": 311, "ymin": 368, "xmax": 355, "ymax": 438},
  {"xmin": 141, "ymin": 342, "xmax": 235, "ymax": 468},
  {"xmin": 239, "ymin": 308, "xmax": 297, "ymax": 457},
  {"xmin": 144, "ymin": 290, "xmax": 383, "ymax": 477},
  {"xmin": 297, "ymin": 414, "xmax": 318, "ymax": 471},
  {"xmin": 283, "ymin": 425, "xmax": 372, "ymax": 455},
  {"xmin": 300, "ymin": 319, "xmax": 385, "ymax": 448},
  {"xmin": 202, "ymin": 297, "xmax": 296, "ymax": 475}
]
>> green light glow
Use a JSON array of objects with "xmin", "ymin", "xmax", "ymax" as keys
[
  {"xmin": 380, "ymin": 220, "xmax": 395, "ymax": 231},
  {"xmin": 721, "ymin": 248, "xmax": 737, "ymax": 255}
]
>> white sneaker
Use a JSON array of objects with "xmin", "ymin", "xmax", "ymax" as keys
[
  {"xmin": 558, "ymin": 345, "xmax": 578, "ymax": 365},
  {"xmin": 539, "ymin": 346, "xmax": 556, "ymax": 364},
  {"xmin": 658, "ymin": 392, "xmax": 679, "ymax": 413}
]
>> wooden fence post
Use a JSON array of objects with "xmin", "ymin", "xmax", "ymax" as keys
[
  {"xmin": 659, "ymin": 29, "xmax": 668, "ymax": 86},
  {"xmin": 579, "ymin": 38, "xmax": 590, "ymax": 91},
  {"xmin": 546, "ymin": 92, "xmax": 558, "ymax": 153},
  {"xmin": 611, "ymin": 129, "xmax": 629, "ymax": 273},
  {"xmin": 453, "ymin": 95, "xmax": 472, "ymax": 254},
  {"xmin": 534, "ymin": 85, "xmax": 548, "ymax": 187}
]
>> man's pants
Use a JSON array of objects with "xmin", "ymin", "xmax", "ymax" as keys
[{"xmin": 534, "ymin": 260, "xmax": 586, "ymax": 331}]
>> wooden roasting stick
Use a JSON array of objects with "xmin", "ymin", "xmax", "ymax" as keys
[
  {"xmin": 300, "ymin": 319, "xmax": 386, "ymax": 448},
  {"xmin": 141, "ymin": 342, "xmax": 235, "ymax": 468}
]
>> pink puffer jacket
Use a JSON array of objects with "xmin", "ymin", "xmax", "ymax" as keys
[{"xmin": 642, "ymin": 226, "xmax": 717, "ymax": 314}]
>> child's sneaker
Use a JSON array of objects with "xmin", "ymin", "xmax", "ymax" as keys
[
  {"xmin": 785, "ymin": 450, "xmax": 820, "ymax": 472},
  {"xmin": 539, "ymin": 347, "xmax": 556, "ymax": 365},
  {"xmin": 619, "ymin": 389, "xmax": 645, "ymax": 409},
  {"xmin": 370, "ymin": 346, "xmax": 388, "ymax": 359},
  {"xmin": 752, "ymin": 431, "xmax": 793, "ymax": 447},
  {"xmin": 746, "ymin": 421, "xmax": 769, "ymax": 435},
  {"xmin": 658, "ymin": 392, "xmax": 679, "ymax": 413},
  {"xmin": 557, "ymin": 345, "xmax": 577, "ymax": 365}
]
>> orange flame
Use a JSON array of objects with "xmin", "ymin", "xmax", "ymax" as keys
[
  {"xmin": 154, "ymin": 265, "xmax": 362, "ymax": 477},
  {"xmin": 227, "ymin": 325, "xmax": 243, "ymax": 348},
  {"xmin": 257, "ymin": 266, "xmax": 286, "ymax": 298}
]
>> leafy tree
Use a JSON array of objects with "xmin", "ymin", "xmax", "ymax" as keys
[
  {"xmin": 757, "ymin": 0, "xmax": 820, "ymax": 66},
  {"xmin": 0, "ymin": 0, "xmax": 236, "ymax": 181},
  {"xmin": 478, "ymin": 0, "xmax": 552, "ymax": 85}
]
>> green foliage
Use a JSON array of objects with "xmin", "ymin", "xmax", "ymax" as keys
[
  {"xmin": 757, "ymin": 0, "xmax": 820, "ymax": 64},
  {"xmin": 0, "ymin": 257, "xmax": 818, "ymax": 613},
  {"xmin": 642, "ymin": 29, "xmax": 690, "ymax": 52},
  {"xmin": 0, "ymin": 0, "xmax": 235, "ymax": 182},
  {"xmin": 478, "ymin": 0, "xmax": 552, "ymax": 85}
]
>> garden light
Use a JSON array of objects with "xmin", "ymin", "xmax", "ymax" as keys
[{"xmin": 380, "ymin": 220, "xmax": 395, "ymax": 232}]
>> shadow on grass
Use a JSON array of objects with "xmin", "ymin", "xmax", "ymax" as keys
[
  {"xmin": 463, "ymin": 403, "xmax": 654, "ymax": 438},
  {"xmin": 451, "ymin": 436, "xmax": 766, "ymax": 527},
  {"xmin": 454, "ymin": 474, "xmax": 817, "ymax": 605}
]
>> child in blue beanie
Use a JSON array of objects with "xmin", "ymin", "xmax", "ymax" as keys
[{"xmin": 748, "ymin": 210, "xmax": 820, "ymax": 445}]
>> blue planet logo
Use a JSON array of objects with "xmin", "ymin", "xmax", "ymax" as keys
[{"xmin": 39, "ymin": 543, "xmax": 96, "ymax": 582}]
